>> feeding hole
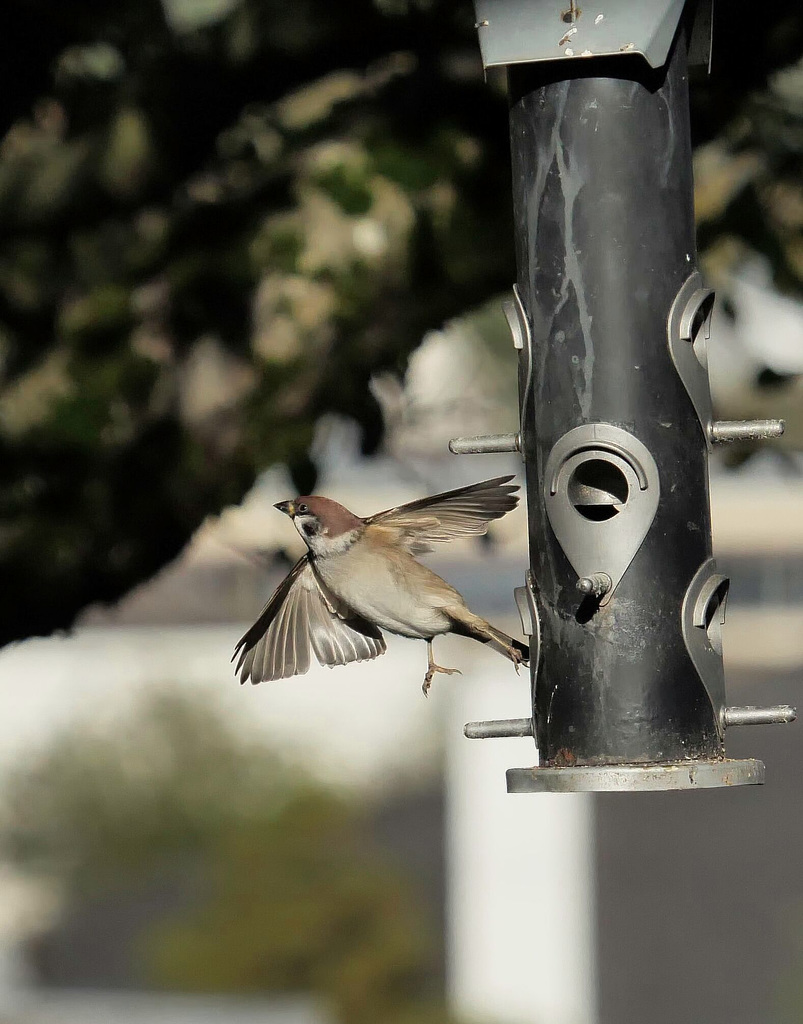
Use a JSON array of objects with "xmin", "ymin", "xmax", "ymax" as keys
[
  {"xmin": 702, "ymin": 579, "xmax": 728, "ymax": 656},
  {"xmin": 568, "ymin": 459, "xmax": 629, "ymax": 521},
  {"xmin": 691, "ymin": 302, "xmax": 713, "ymax": 369},
  {"xmin": 681, "ymin": 289, "xmax": 715, "ymax": 370}
]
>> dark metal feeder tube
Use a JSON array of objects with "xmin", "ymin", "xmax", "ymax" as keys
[
  {"xmin": 457, "ymin": 3, "xmax": 794, "ymax": 790},
  {"xmin": 510, "ymin": 36, "xmax": 718, "ymax": 767}
]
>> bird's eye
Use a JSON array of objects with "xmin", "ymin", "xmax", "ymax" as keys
[{"xmin": 297, "ymin": 503, "xmax": 308, "ymax": 514}]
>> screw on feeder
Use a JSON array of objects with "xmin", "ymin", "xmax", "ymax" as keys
[
  {"xmin": 576, "ymin": 573, "xmax": 612, "ymax": 599},
  {"xmin": 560, "ymin": 1, "xmax": 581, "ymax": 24}
]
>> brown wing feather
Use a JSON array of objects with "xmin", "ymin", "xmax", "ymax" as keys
[
  {"xmin": 233, "ymin": 556, "xmax": 386, "ymax": 684},
  {"xmin": 365, "ymin": 475, "xmax": 520, "ymax": 554}
]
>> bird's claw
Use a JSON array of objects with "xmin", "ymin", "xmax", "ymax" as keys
[{"xmin": 422, "ymin": 664, "xmax": 462, "ymax": 697}]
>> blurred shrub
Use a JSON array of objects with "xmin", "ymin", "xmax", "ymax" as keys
[{"xmin": 1, "ymin": 692, "xmax": 457, "ymax": 1024}]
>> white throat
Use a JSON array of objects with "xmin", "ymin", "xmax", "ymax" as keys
[{"xmin": 295, "ymin": 520, "xmax": 361, "ymax": 559}]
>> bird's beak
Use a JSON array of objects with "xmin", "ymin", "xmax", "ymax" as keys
[{"xmin": 274, "ymin": 500, "xmax": 296, "ymax": 518}]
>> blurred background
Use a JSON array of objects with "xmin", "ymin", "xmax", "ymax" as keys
[{"xmin": 0, "ymin": 1, "xmax": 801, "ymax": 1022}]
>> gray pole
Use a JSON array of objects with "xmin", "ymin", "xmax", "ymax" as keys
[{"xmin": 455, "ymin": 2, "xmax": 793, "ymax": 791}]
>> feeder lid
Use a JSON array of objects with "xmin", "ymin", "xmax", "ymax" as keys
[{"xmin": 474, "ymin": 0, "xmax": 713, "ymax": 72}]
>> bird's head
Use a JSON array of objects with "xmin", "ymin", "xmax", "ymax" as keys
[{"xmin": 274, "ymin": 495, "xmax": 363, "ymax": 555}]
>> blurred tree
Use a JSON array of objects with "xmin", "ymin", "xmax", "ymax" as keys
[
  {"xmin": 3, "ymin": 693, "xmax": 296, "ymax": 887},
  {"xmin": 0, "ymin": 0, "xmax": 800, "ymax": 647},
  {"xmin": 2, "ymin": 693, "xmax": 457, "ymax": 1024},
  {"xmin": 144, "ymin": 802, "xmax": 441, "ymax": 1024}
]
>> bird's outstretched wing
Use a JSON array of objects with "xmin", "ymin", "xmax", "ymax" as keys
[
  {"xmin": 366, "ymin": 476, "xmax": 520, "ymax": 554},
  {"xmin": 233, "ymin": 556, "xmax": 386, "ymax": 684}
]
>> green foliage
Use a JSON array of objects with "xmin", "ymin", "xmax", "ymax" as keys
[
  {"xmin": 314, "ymin": 164, "xmax": 374, "ymax": 216},
  {"xmin": 0, "ymin": 0, "xmax": 799, "ymax": 646}
]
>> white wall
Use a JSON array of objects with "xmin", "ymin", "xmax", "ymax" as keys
[{"xmin": 447, "ymin": 673, "xmax": 597, "ymax": 1024}]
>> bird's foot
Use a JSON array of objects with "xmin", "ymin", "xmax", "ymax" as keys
[
  {"xmin": 422, "ymin": 663, "xmax": 462, "ymax": 697},
  {"xmin": 508, "ymin": 646, "xmax": 524, "ymax": 674}
]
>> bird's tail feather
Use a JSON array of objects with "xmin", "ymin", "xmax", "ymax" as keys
[
  {"xmin": 484, "ymin": 624, "xmax": 530, "ymax": 665},
  {"xmin": 446, "ymin": 608, "xmax": 529, "ymax": 665}
]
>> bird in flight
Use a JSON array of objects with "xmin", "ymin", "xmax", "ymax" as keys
[{"xmin": 233, "ymin": 476, "xmax": 529, "ymax": 695}]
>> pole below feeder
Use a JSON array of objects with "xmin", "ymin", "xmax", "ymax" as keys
[{"xmin": 457, "ymin": 0, "xmax": 794, "ymax": 792}]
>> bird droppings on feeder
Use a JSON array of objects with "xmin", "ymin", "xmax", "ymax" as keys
[{"xmin": 558, "ymin": 25, "xmax": 578, "ymax": 46}]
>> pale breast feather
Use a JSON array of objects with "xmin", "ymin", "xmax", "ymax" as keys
[{"xmin": 313, "ymin": 541, "xmax": 461, "ymax": 639}]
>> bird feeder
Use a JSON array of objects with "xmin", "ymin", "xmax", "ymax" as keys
[{"xmin": 452, "ymin": 0, "xmax": 795, "ymax": 791}]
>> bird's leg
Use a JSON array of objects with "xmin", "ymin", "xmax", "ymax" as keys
[{"xmin": 422, "ymin": 639, "xmax": 462, "ymax": 697}]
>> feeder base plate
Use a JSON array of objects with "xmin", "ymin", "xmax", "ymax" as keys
[{"xmin": 506, "ymin": 758, "xmax": 765, "ymax": 793}]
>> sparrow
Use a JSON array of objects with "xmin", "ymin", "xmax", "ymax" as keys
[{"xmin": 233, "ymin": 476, "xmax": 530, "ymax": 695}]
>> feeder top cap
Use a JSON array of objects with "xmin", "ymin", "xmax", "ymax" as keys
[{"xmin": 473, "ymin": 0, "xmax": 712, "ymax": 72}]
